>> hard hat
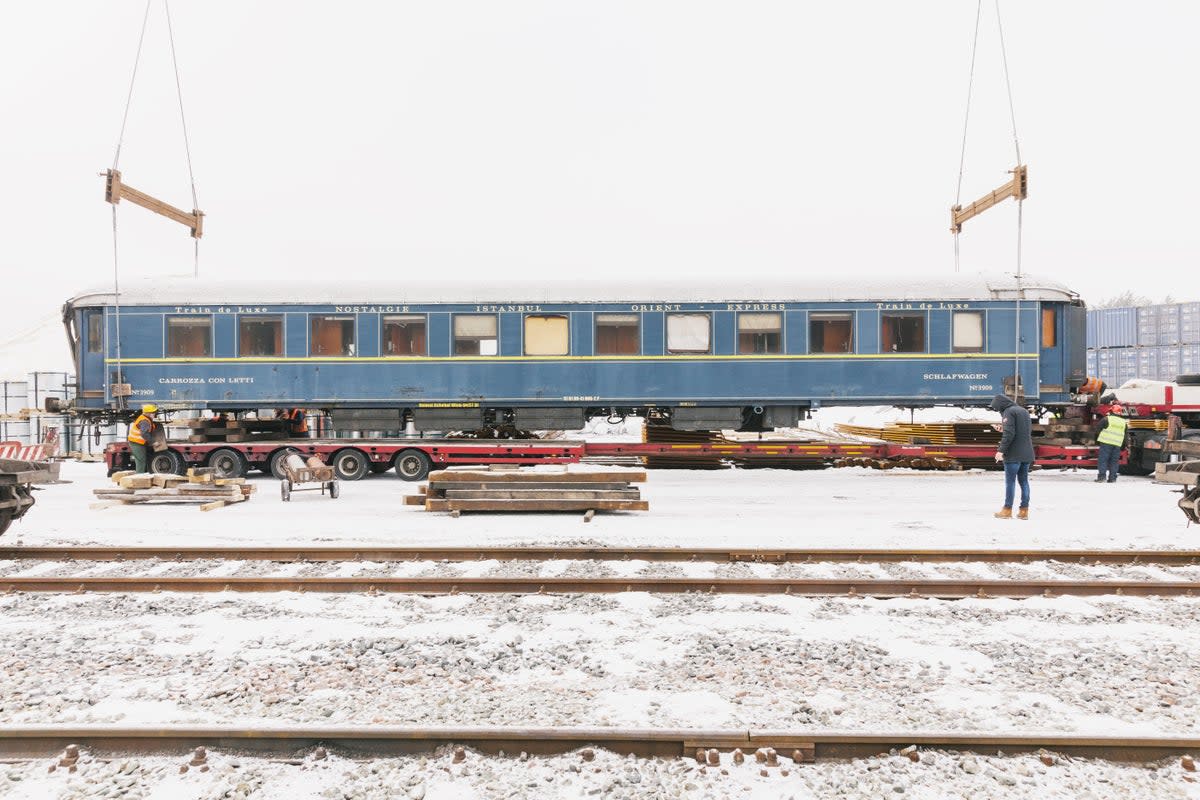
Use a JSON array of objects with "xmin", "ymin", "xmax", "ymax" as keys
[
  {"xmin": 142, "ymin": 403, "xmax": 158, "ymax": 413},
  {"xmin": 1110, "ymin": 404, "xmax": 1124, "ymax": 415}
]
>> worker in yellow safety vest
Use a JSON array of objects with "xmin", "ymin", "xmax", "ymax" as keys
[
  {"xmin": 1095, "ymin": 404, "xmax": 1128, "ymax": 483},
  {"xmin": 127, "ymin": 404, "xmax": 160, "ymax": 473}
]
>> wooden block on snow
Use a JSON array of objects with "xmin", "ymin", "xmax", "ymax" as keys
[
  {"xmin": 111, "ymin": 470, "xmax": 136, "ymax": 484},
  {"xmin": 118, "ymin": 475, "xmax": 153, "ymax": 489},
  {"xmin": 199, "ymin": 500, "xmax": 227, "ymax": 512},
  {"xmin": 214, "ymin": 478, "xmax": 246, "ymax": 485}
]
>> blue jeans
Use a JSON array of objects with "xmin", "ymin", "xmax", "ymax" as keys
[
  {"xmin": 1003, "ymin": 461, "xmax": 1031, "ymax": 509},
  {"xmin": 1097, "ymin": 444, "xmax": 1121, "ymax": 482}
]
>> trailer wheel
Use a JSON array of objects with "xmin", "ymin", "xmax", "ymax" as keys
[
  {"xmin": 394, "ymin": 449, "xmax": 432, "ymax": 481},
  {"xmin": 280, "ymin": 480, "xmax": 291, "ymax": 502},
  {"xmin": 1176, "ymin": 374, "xmax": 1200, "ymax": 386},
  {"xmin": 207, "ymin": 448, "xmax": 248, "ymax": 479},
  {"xmin": 331, "ymin": 449, "xmax": 371, "ymax": 481},
  {"xmin": 149, "ymin": 450, "xmax": 185, "ymax": 475},
  {"xmin": 269, "ymin": 448, "xmax": 299, "ymax": 480},
  {"xmin": 329, "ymin": 481, "xmax": 340, "ymax": 499}
]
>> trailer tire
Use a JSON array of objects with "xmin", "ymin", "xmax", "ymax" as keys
[
  {"xmin": 269, "ymin": 448, "xmax": 299, "ymax": 480},
  {"xmin": 149, "ymin": 450, "xmax": 185, "ymax": 475},
  {"xmin": 207, "ymin": 448, "xmax": 248, "ymax": 479},
  {"xmin": 1177, "ymin": 374, "xmax": 1200, "ymax": 386},
  {"xmin": 394, "ymin": 449, "xmax": 432, "ymax": 481},
  {"xmin": 331, "ymin": 449, "xmax": 371, "ymax": 481}
]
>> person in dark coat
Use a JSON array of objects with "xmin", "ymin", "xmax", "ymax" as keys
[{"xmin": 989, "ymin": 394, "xmax": 1035, "ymax": 519}]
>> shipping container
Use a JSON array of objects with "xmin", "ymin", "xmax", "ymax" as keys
[
  {"xmin": 1181, "ymin": 345, "xmax": 1200, "ymax": 376},
  {"xmin": 1137, "ymin": 348, "xmax": 1159, "ymax": 379},
  {"xmin": 1157, "ymin": 346, "xmax": 1181, "ymax": 382},
  {"xmin": 1137, "ymin": 306, "xmax": 1159, "ymax": 346},
  {"xmin": 1, "ymin": 380, "xmax": 28, "ymax": 415},
  {"xmin": 1181, "ymin": 303, "xmax": 1200, "ymax": 345},
  {"xmin": 0, "ymin": 419, "xmax": 30, "ymax": 445},
  {"xmin": 1086, "ymin": 350, "xmax": 1098, "ymax": 376},
  {"xmin": 1117, "ymin": 349, "xmax": 1139, "ymax": 371},
  {"xmin": 1087, "ymin": 307, "xmax": 1138, "ymax": 349},
  {"xmin": 1153, "ymin": 305, "xmax": 1181, "ymax": 346}
]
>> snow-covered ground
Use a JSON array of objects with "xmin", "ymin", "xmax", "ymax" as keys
[
  {"xmin": 2, "ymin": 461, "xmax": 1197, "ymax": 799},
  {"xmin": 1, "ymin": 745, "xmax": 1196, "ymax": 800},
  {"xmin": 11, "ymin": 460, "xmax": 1190, "ymax": 551}
]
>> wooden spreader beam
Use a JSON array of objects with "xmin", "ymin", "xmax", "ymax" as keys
[
  {"xmin": 950, "ymin": 165, "xmax": 1027, "ymax": 234},
  {"xmin": 104, "ymin": 169, "xmax": 204, "ymax": 238}
]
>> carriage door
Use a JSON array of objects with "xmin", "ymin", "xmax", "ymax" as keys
[{"xmin": 80, "ymin": 308, "xmax": 106, "ymax": 402}]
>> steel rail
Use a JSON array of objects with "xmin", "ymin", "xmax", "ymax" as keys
[
  {"xmin": 1, "ymin": 546, "xmax": 1197, "ymax": 565},
  {"xmin": 1, "ymin": 576, "xmax": 1198, "ymax": 598},
  {"xmin": 0, "ymin": 726, "xmax": 1196, "ymax": 762}
]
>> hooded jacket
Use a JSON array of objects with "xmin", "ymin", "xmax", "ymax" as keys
[{"xmin": 989, "ymin": 394, "xmax": 1036, "ymax": 464}]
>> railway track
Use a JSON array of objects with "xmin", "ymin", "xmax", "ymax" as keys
[
  {"xmin": 1, "ymin": 575, "xmax": 1198, "ymax": 598},
  {"xmin": 2, "ymin": 545, "xmax": 1198, "ymax": 565},
  {"xmin": 0, "ymin": 726, "xmax": 1196, "ymax": 762}
]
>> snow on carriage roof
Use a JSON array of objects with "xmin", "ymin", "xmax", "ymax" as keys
[{"xmin": 65, "ymin": 273, "xmax": 1079, "ymax": 308}]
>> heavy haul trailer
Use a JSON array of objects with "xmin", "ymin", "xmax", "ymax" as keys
[
  {"xmin": 102, "ymin": 438, "xmax": 1104, "ymax": 481},
  {"xmin": 62, "ymin": 275, "xmax": 1087, "ymax": 432},
  {"xmin": 1104, "ymin": 379, "xmax": 1200, "ymax": 474}
]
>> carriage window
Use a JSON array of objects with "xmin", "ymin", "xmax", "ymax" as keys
[
  {"xmin": 953, "ymin": 311, "xmax": 984, "ymax": 352},
  {"xmin": 881, "ymin": 314, "xmax": 925, "ymax": 353},
  {"xmin": 809, "ymin": 313, "xmax": 853, "ymax": 353},
  {"xmin": 166, "ymin": 316, "xmax": 212, "ymax": 357},
  {"xmin": 524, "ymin": 315, "xmax": 569, "ymax": 356},
  {"xmin": 738, "ymin": 312, "xmax": 782, "ymax": 354},
  {"xmin": 454, "ymin": 314, "xmax": 498, "ymax": 356},
  {"xmin": 310, "ymin": 315, "xmax": 355, "ymax": 356},
  {"xmin": 383, "ymin": 314, "xmax": 426, "ymax": 356},
  {"xmin": 595, "ymin": 314, "xmax": 639, "ymax": 355},
  {"xmin": 87, "ymin": 313, "xmax": 103, "ymax": 354},
  {"xmin": 1042, "ymin": 307, "xmax": 1057, "ymax": 348},
  {"xmin": 666, "ymin": 313, "xmax": 711, "ymax": 354},
  {"xmin": 239, "ymin": 315, "xmax": 283, "ymax": 356}
]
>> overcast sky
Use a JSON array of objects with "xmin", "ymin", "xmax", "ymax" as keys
[{"xmin": 2, "ymin": 1, "xmax": 1198, "ymax": 352}]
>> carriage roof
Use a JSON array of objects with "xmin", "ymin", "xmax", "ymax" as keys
[{"xmin": 65, "ymin": 274, "xmax": 1079, "ymax": 309}]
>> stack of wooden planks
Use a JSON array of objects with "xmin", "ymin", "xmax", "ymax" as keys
[
  {"xmin": 179, "ymin": 418, "xmax": 290, "ymax": 443},
  {"xmin": 405, "ymin": 467, "xmax": 648, "ymax": 517},
  {"xmin": 93, "ymin": 467, "xmax": 255, "ymax": 511},
  {"xmin": 835, "ymin": 421, "xmax": 1002, "ymax": 445}
]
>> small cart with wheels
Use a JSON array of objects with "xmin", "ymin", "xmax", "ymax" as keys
[{"xmin": 279, "ymin": 453, "xmax": 340, "ymax": 501}]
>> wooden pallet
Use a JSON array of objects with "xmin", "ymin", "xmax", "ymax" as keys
[
  {"xmin": 93, "ymin": 468, "xmax": 256, "ymax": 511},
  {"xmin": 408, "ymin": 467, "xmax": 648, "ymax": 517}
]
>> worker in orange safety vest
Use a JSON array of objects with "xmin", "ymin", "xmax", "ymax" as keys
[
  {"xmin": 275, "ymin": 408, "xmax": 309, "ymax": 437},
  {"xmin": 126, "ymin": 404, "xmax": 160, "ymax": 473}
]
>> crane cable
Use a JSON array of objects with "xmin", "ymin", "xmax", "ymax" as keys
[
  {"xmin": 994, "ymin": 0, "xmax": 1025, "ymax": 400},
  {"xmin": 109, "ymin": 0, "xmax": 201, "ymax": 407},
  {"xmin": 952, "ymin": 0, "xmax": 982, "ymax": 276},
  {"xmin": 953, "ymin": 1, "xmax": 1026, "ymax": 400},
  {"xmin": 164, "ymin": 0, "xmax": 201, "ymax": 280}
]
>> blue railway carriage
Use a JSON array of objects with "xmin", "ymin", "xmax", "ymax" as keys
[{"xmin": 62, "ymin": 275, "xmax": 1086, "ymax": 431}]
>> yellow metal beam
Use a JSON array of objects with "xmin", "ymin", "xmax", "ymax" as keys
[
  {"xmin": 950, "ymin": 165, "xmax": 1027, "ymax": 234},
  {"xmin": 104, "ymin": 169, "xmax": 204, "ymax": 239}
]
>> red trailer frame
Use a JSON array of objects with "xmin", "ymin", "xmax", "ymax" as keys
[{"xmin": 105, "ymin": 438, "xmax": 1105, "ymax": 481}]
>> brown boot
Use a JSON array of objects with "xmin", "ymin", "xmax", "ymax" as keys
[
  {"xmin": 994, "ymin": 507, "xmax": 1012, "ymax": 519},
  {"xmin": 1017, "ymin": 507, "xmax": 1029, "ymax": 520}
]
